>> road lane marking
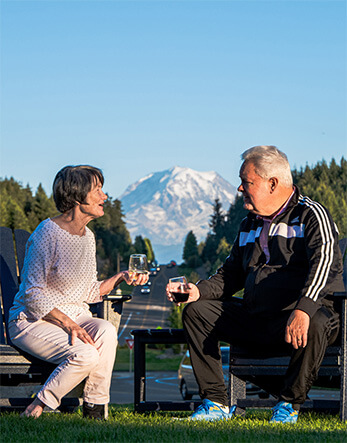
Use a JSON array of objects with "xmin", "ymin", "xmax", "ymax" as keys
[
  {"xmin": 118, "ymin": 312, "xmax": 133, "ymax": 339},
  {"xmin": 154, "ymin": 376, "xmax": 178, "ymax": 386},
  {"xmin": 125, "ymin": 304, "xmax": 170, "ymax": 311}
]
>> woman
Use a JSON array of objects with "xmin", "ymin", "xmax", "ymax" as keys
[{"xmin": 8, "ymin": 165, "xmax": 147, "ymax": 419}]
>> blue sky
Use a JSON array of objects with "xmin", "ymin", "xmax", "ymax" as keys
[{"xmin": 1, "ymin": 0, "xmax": 346, "ymax": 201}]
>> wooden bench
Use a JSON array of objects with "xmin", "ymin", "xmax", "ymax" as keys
[
  {"xmin": 229, "ymin": 238, "xmax": 347, "ymax": 421},
  {"xmin": 0, "ymin": 226, "xmax": 130, "ymax": 411}
]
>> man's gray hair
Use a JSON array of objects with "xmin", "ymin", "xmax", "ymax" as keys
[{"xmin": 241, "ymin": 145, "xmax": 293, "ymax": 187}]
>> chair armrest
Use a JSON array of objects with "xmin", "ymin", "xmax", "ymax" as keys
[
  {"xmin": 103, "ymin": 295, "xmax": 132, "ymax": 302},
  {"xmin": 333, "ymin": 292, "xmax": 347, "ymax": 298}
]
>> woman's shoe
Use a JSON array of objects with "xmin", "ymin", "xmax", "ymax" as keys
[{"xmin": 82, "ymin": 402, "xmax": 108, "ymax": 420}]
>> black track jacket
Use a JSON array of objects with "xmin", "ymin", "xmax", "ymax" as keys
[{"xmin": 197, "ymin": 187, "xmax": 345, "ymax": 319}]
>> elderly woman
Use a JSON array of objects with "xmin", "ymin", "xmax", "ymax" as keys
[{"xmin": 8, "ymin": 165, "xmax": 147, "ymax": 419}]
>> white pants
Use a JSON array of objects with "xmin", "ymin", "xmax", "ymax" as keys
[{"xmin": 9, "ymin": 314, "xmax": 117, "ymax": 410}]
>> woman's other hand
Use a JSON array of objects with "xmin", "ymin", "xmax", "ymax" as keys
[
  {"xmin": 62, "ymin": 321, "xmax": 95, "ymax": 346},
  {"xmin": 43, "ymin": 308, "xmax": 95, "ymax": 346}
]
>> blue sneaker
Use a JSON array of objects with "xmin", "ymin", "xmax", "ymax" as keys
[
  {"xmin": 189, "ymin": 399, "xmax": 236, "ymax": 421},
  {"xmin": 269, "ymin": 401, "xmax": 299, "ymax": 424}
]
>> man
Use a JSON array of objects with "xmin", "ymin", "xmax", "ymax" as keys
[{"xmin": 167, "ymin": 146, "xmax": 344, "ymax": 423}]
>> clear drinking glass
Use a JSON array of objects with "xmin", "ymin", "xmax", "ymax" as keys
[
  {"xmin": 128, "ymin": 254, "xmax": 148, "ymax": 282},
  {"xmin": 169, "ymin": 276, "xmax": 189, "ymax": 303}
]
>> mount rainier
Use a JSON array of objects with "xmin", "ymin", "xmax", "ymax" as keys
[{"xmin": 119, "ymin": 166, "xmax": 238, "ymax": 263}]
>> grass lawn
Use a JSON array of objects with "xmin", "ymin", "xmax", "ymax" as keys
[{"xmin": 0, "ymin": 405, "xmax": 346, "ymax": 442}]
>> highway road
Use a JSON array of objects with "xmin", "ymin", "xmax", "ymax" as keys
[{"xmin": 117, "ymin": 265, "xmax": 180, "ymax": 346}]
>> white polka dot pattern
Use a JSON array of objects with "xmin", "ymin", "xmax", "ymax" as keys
[{"xmin": 9, "ymin": 219, "xmax": 102, "ymax": 322}]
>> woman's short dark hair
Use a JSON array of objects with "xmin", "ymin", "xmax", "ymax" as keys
[{"xmin": 53, "ymin": 165, "xmax": 104, "ymax": 213}]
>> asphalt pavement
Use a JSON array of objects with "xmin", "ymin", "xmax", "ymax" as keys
[
  {"xmin": 117, "ymin": 265, "xmax": 179, "ymax": 346},
  {"xmin": 110, "ymin": 371, "xmax": 182, "ymax": 404},
  {"xmin": 110, "ymin": 371, "xmax": 340, "ymax": 406}
]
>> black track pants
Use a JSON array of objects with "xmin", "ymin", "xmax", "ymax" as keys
[{"xmin": 182, "ymin": 298, "xmax": 339, "ymax": 408}]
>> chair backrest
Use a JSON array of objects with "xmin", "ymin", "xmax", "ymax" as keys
[
  {"xmin": 339, "ymin": 238, "xmax": 347, "ymax": 289},
  {"xmin": 0, "ymin": 227, "xmax": 31, "ymax": 344},
  {"xmin": 14, "ymin": 229, "xmax": 31, "ymax": 278},
  {"xmin": 0, "ymin": 227, "xmax": 20, "ymax": 344}
]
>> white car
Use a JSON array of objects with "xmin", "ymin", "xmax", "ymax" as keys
[
  {"xmin": 140, "ymin": 286, "xmax": 150, "ymax": 294},
  {"xmin": 177, "ymin": 347, "xmax": 268, "ymax": 400}
]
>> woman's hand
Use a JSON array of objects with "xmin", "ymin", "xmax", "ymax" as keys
[
  {"xmin": 43, "ymin": 308, "xmax": 95, "ymax": 346},
  {"xmin": 166, "ymin": 282, "xmax": 201, "ymax": 305},
  {"xmin": 100, "ymin": 271, "xmax": 149, "ymax": 296},
  {"xmin": 122, "ymin": 270, "xmax": 149, "ymax": 286},
  {"xmin": 61, "ymin": 320, "xmax": 95, "ymax": 346}
]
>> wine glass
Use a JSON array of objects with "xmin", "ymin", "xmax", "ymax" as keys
[
  {"xmin": 169, "ymin": 276, "xmax": 189, "ymax": 303},
  {"xmin": 128, "ymin": 254, "xmax": 148, "ymax": 283}
]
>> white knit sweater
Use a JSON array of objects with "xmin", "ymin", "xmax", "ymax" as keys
[{"xmin": 9, "ymin": 219, "xmax": 102, "ymax": 323}]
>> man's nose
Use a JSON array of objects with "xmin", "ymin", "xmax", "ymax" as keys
[{"xmin": 238, "ymin": 184, "xmax": 244, "ymax": 192}]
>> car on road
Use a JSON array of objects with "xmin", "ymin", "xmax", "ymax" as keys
[
  {"xmin": 167, "ymin": 260, "xmax": 177, "ymax": 268},
  {"xmin": 150, "ymin": 267, "xmax": 157, "ymax": 276},
  {"xmin": 141, "ymin": 285, "xmax": 150, "ymax": 294},
  {"xmin": 177, "ymin": 347, "xmax": 268, "ymax": 400}
]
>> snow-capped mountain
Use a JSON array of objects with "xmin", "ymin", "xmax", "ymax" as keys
[{"xmin": 119, "ymin": 166, "xmax": 238, "ymax": 263}]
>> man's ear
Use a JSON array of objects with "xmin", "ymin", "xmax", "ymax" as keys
[{"xmin": 269, "ymin": 177, "xmax": 278, "ymax": 193}]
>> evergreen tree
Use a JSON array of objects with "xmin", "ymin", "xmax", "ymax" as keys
[
  {"xmin": 201, "ymin": 233, "xmax": 219, "ymax": 271},
  {"xmin": 224, "ymin": 195, "xmax": 248, "ymax": 244},
  {"xmin": 209, "ymin": 198, "xmax": 225, "ymax": 242},
  {"xmin": 89, "ymin": 197, "xmax": 133, "ymax": 277},
  {"xmin": 0, "ymin": 194, "xmax": 30, "ymax": 230},
  {"xmin": 32, "ymin": 184, "xmax": 57, "ymax": 222},
  {"xmin": 183, "ymin": 231, "xmax": 200, "ymax": 268},
  {"xmin": 133, "ymin": 235, "xmax": 147, "ymax": 254},
  {"xmin": 144, "ymin": 238, "xmax": 155, "ymax": 263},
  {"xmin": 212, "ymin": 237, "xmax": 231, "ymax": 271},
  {"xmin": 201, "ymin": 199, "xmax": 227, "ymax": 269},
  {"xmin": 293, "ymin": 157, "xmax": 347, "ymax": 237}
]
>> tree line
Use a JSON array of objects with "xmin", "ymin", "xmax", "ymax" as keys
[
  {"xmin": 182, "ymin": 157, "xmax": 347, "ymax": 275},
  {"xmin": 1, "ymin": 157, "xmax": 345, "ymax": 281},
  {"xmin": 0, "ymin": 177, "xmax": 154, "ymax": 279}
]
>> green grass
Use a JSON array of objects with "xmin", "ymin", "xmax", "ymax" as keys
[
  {"xmin": 114, "ymin": 346, "xmax": 183, "ymax": 371},
  {"xmin": 0, "ymin": 405, "xmax": 346, "ymax": 442}
]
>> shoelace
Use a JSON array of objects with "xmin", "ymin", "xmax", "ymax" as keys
[
  {"xmin": 272, "ymin": 403, "xmax": 295, "ymax": 420},
  {"xmin": 195, "ymin": 400, "xmax": 213, "ymax": 414}
]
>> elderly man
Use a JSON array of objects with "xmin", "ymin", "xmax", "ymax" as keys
[{"xmin": 168, "ymin": 146, "xmax": 344, "ymax": 423}]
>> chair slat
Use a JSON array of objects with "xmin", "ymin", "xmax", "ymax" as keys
[
  {"xmin": 0, "ymin": 227, "xmax": 20, "ymax": 342},
  {"xmin": 14, "ymin": 229, "xmax": 31, "ymax": 278}
]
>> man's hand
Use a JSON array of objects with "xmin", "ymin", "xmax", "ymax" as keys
[
  {"xmin": 285, "ymin": 309, "xmax": 310, "ymax": 350},
  {"xmin": 166, "ymin": 282, "xmax": 201, "ymax": 305}
]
